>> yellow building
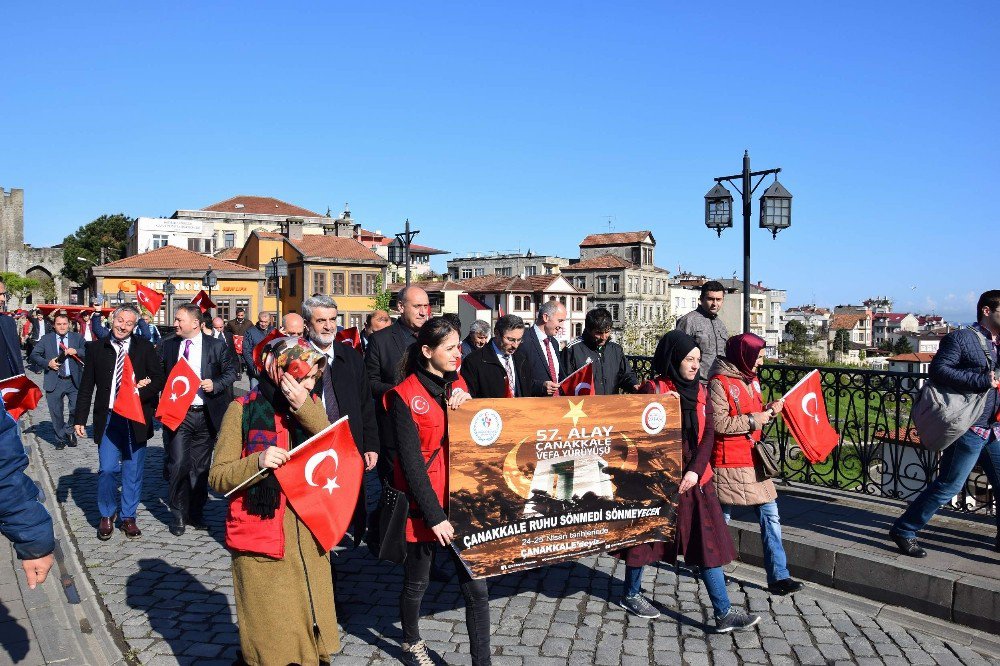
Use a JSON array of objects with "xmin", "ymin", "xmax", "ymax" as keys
[
  {"xmin": 89, "ymin": 245, "xmax": 264, "ymax": 325},
  {"xmin": 237, "ymin": 223, "xmax": 388, "ymax": 328}
]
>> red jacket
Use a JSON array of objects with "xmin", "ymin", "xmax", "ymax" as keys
[
  {"xmin": 639, "ymin": 379, "xmax": 713, "ymax": 486},
  {"xmin": 710, "ymin": 373, "xmax": 762, "ymax": 468}
]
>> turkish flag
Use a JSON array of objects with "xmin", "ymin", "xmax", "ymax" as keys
[
  {"xmin": 0, "ymin": 374, "xmax": 43, "ymax": 420},
  {"xmin": 134, "ymin": 282, "xmax": 164, "ymax": 315},
  {"xmin": 155, "ymin": 357, "xmax": 200, "ymax": 431},
  {"xmin": 191, "ymin": 290, "xmax": 215, "ymax": 314},
  {"xmin": 274, "ymin": 416, "xmax": 363, "ymax": 551},
  {"xmin": 113, "ymin": 355, "xmax": 146, "ymax": 424},
  {"xmin": 781, "ymin": 369, "xmax": 840, "ymax": 464},
  {"xmin": 252, "ymin": 328, "xmax": 283, "ymax": 373},
  {"xmin": 233, "ymin": 335, "xmax": 244, "ymax": 355},
  {"xmin": 559, "ymin": 360, "xmax": 594, "ymax": 396},
  {"xmin": 335, "ymin": 327, "xmax": 362, "ymax": 354}
]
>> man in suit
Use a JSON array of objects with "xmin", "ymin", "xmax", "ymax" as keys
[
  {"xmin": 74, "ymin": 304, "xmax": 165, "ymax": 540},
  {"xmin": 461, "ymin": 319, "xmax": 491, "ymax": 358},
  {"xmin": 0, "ymin": 280, "xmax": 25, "ymax": 381},
  {"xmin": 303, "ymin": 295, "xmax": 380, "ymax": 540},
  {"xmin": 29, "ymin": 312, "xmax": 86, "ymax": 449},
  {"xmin": 365, "ymin": 286, "xmax": 429, "ymax": 460},
  {"xmin": 462, "ymin": 315, "xmax": 530, "ymax": 398},
  {"xmin": 161, "ymin": 303, "xmax": 237, "ymax": 535},
  {"xmin": 515, "ymin": 299, "xmax": 567, "ymax": 397},
  {"xmin": 25, "ymin": 310, "xmax": 52, "ymax": 366},
  {"xmin": 241, "ymin": 311, "xmax": 275, "ymax": 386},
  {"xmin": 361, "ymin": 310, "xmax": 391, "ymax": 354}
]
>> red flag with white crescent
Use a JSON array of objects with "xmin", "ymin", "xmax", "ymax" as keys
[
  {"xmin": 273, "ymin": 417, "xmax": 363, "ymax": 551},
  {"xmin": 0, "ymin": 374, "xmax": 43, "ymax": 420},
  {"xmin": 780, "ymin": 369, "xmax": 840, "ymax": 464},
  {"xmin": 155, "ymin": 357, "xmax": 200, "ymax": 431},
  {"xmin": 233, "ymin": 335, "xmax": 244, "ymax": 355},
  {"xmin": 112, "ymin": 355, "xmax": 146, "ymax": 424},
  {"xmin": 335, "ymin": 327, "xmax": 362, "ymax": 354},
  {"xmin": 133, "ymin": 282, "xmax": 164, "ymax": 315},
  {"xmin": 191, "ymin": 290, "xmax": 216, "ymax": 314},
  {"xmin": 559, "ymin": 359, "xmax": 594, "ymax": 396}
]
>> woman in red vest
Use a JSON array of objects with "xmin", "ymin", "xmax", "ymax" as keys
[
  {"xmin": 709, "ymin": 332, "xmax": 804, "ymax": 596},
  {"xmin": 209, "ymin": 337, "xmax": 338, "ymax": 666},
  {"xmin": 385, "ymin": 316, "xmax": 491, "ymax": 666},
  {"xmin": 617, "ymin": 331, "xmax": 760, "ymax": 632}
]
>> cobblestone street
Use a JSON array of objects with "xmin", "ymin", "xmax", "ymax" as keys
[{"xmin": 18, "ymin": 369, "xmax": 1000, "ymax": 666}]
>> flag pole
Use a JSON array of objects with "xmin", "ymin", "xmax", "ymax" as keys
[
  {"xmin": 781, "ymin": 368, "xmax": 819, "ymax": 401},
  {"xmin": 224, "ymin": 414, "xmax": 349, "ymax": 498}
]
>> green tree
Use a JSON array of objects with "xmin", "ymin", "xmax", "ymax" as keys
[
  {"xmin": 61, "ymin": 214, "xmax": 134, "ymax": 284},
  {"xmin": 0, "ymin": 272, "xmax": 40, "ymax": 307},
  {"xmin": 369, "ymin": 273, "xmax": 393, "ymax": 311},
  {"xmin": 37, "ymin": 276, "xmax": 57, "ymax": 303},
  {"xmin": 833, "ymin": 329, "xmax": 851, "ymax": 354},
  {"xmin": 893, "ymin": 336, "xmax": 914, "ymax": 355},
  {"xmin": 782, "ymin": 320, "xmax": 809, "ymax": 363}
]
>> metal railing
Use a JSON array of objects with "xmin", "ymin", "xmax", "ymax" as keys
[{"xmin": 626, "ymin": 358, "xmax": 994, "ymax": 516}]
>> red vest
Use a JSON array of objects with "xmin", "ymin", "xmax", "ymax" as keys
[
  {"xmin": 710, "ymin": 374, "xmax": 762, "ymax": 468},
  {"xmin": 384, "ymin": 373, "xmax": 468, "ymax": 543},
  {"xmin": 639, "ymin": 379, "xmax": 713, "ymax": 486}
]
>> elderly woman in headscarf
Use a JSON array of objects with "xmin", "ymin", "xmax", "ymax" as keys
[
  {"xmin": 708, "ymin": 332, "xmax": 803, "ymax": 598},
  {"xmin": 208, "ymin": 336, "xmax": 338, "ymax": 666},
  {"xmin": 615, "ymin": 330, "xmax": 761, "ymax": 632}
]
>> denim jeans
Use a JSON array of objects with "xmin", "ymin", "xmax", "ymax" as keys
[
  {"xmin": 98, "ymin": 414, "xmax": 147, "ymax": 519},
  {"xmin": 893, "ymin": 429, "xmax": 1000, "ymax": 538},
  {"xmin": 401, "ymin": 542, "xmax": 491, "ymax": 665},
  {"xmin": 701, "ymin": 566, "xmax": 732, "ymax": 618},
  {"xmin": 722, "ymin": 501, "xmax": 790, "ymax": 584},
  {"xmin": 623, "ymin": 565, "xmax": 644, "ymax": 598}
]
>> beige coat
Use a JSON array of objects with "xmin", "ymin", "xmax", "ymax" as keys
[
  {"xmin": 208, "ymin": 398, "xmax": 339, "ymax": 666},
  {"xmin": 708, "ymin": 358, "xmax": 777, "ymax": 506}
]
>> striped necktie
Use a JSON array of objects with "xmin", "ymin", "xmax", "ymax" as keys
[
  {"xmin": 113, "ymin": 339, "xmax": 126, "ymax": 397},
  {"xmin": 58, "ymin": 335, "xmax": 68, "ymax": 376},
  {"xmin": 503, "ymin": 354, "xmax": 515, "ymax": 397}
]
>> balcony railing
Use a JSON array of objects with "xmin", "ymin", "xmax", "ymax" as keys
[{"xmin": 626, "ymin": 358, "xmax": 994, "ymax": 517}]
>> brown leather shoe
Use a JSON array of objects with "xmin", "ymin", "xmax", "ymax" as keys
[
  {"xmin": 98, "ymin": 516, "xmax": 115, "ymax": 540},
  {"xmin": 120, "ymin": 518, "xmax": 141, "ymax": 539}
]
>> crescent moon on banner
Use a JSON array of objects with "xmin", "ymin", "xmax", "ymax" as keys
[
  {"xmin": 619, "ymin": 433, "xmax": 639, "ymax": 473},
  {"xmin": 304, "ymin": 449, "xmax": 339, "ymax": 487},
  {"xmin": 171, "ymin": 375, "xmax": 191, "ymax": 398},
  {"xmin": 574, "ymin": 382, "xmax": 592, "ymax": 396},
  {"xmin": 502, "ymin": 436, "xmax": 533, "ymax": 498}
]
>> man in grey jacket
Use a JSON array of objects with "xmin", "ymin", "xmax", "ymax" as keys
[
  {"xmin": 562, "ymin": 308, "xmax": 639, "ymax": 395},
  {"xmin": 675, "ymin": 280, "xmax": 728, "ymax": 383}
]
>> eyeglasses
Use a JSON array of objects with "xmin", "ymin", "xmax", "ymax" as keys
[{"xmin": 501, "ymin": 335, "xmax": 523, "ymax": 345}]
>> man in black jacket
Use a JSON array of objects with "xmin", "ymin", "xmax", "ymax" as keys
[
  {"xmin": 74, "ymin": 304, "xmax": 165, "ymax": 540},
  {"xmin": 562, "ymin": 307, "xmax": 640, "ymax": 395},
  {"xmin": 161, "ymin": 304, "xmax": 237, "ymax": 535},
  {"xmin": 0, "ymin": 280, "xmax": 25, "ymax": 381},
  {"xmin": 462, "ymin": 315, "xmax": 530, "ymax": 398},
  {"xmin": 515, "ymin": 299, "xmax": 567, "ymax": 396},
  {"xmin": 25, "ymin": 310, "xmax": 52, "ymax": 368}
]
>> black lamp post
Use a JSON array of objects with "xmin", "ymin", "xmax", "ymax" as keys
[
  {"xmin": 202, "ymin": 268, "xmax": 217, "ymax": 316},
  {"xmin": 394, "ymin": 219, "xmax": 420, "ymax": 286},
  {"xmin": 266, "ymin": 252, "xmax": 288, "ymax": 320},
  {"xmin": 704, "ymin": 150, "xmax": 793, "ymax": 333},
  {"xmin": 162, "ymin": 277, "xmax": 176, "ymax": 322}
]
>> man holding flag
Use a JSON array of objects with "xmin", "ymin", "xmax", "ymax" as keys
[
  {"xmin": 29, "ymin": 311, "xmax": 86, "ymax": 449},
  {"xmin": 74, "ymin": 304, "xmax": 164, "ymax": 540},
  {"xmin": 562, "ymin": 307, "xmax": 640, "ymax": 396}
]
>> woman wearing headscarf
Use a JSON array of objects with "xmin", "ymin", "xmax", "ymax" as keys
[
  {"xmin": 708, "ymin": 332, "xmax": 804, "ymax": 597},
  {"xmin": 208, "ymin": 337, "xmax": 338, "ymax": 666},
  {"xmin": 616, "ymin": 330, "xmax": 760, "ymax": 632}
]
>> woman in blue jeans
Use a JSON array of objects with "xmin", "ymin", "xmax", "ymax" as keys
[{"xmin": 708, "ymin": 333, "xmax": 804, "ymax": 596}]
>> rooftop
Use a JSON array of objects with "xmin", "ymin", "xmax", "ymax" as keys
[
  {"xmin": 198, "ymin": 195, "xmax": 324, "ymax": 218},
  {"xmin": 888, "ymin": 352, "xmax": 936, "ymax": 363},
  {"xmin": 292, "ymin": 235, "xmax": 386, "ymax": 262},
  {"xmin": 830, "ymin": 313, "xmax": 868, "ymax": 330},
  {"xmin": 579, "ymin": 231, "xmax": 653, "ymax": 247},
  {"xmin": 562, "ymin": 254, "xmax": 636, "ymax": 271},
  {"xmin": 99, "ymin": 245, "xmax": 255, "ymax": 272}
]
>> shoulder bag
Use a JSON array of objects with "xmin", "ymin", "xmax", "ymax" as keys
[
  {"xmin": 729, "ymin": 380, "xmax": 782, "ymax": 480},
  {"xmin": 369, "ymin": 448, "xmax": 441, "ymax": 564}
]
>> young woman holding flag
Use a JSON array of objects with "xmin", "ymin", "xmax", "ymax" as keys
[
  {"xmin": 208, "ymin": 337, "xmax": 337, "ymax": 666},
  {"xmin": 385, "ymin": 316, "xmax": 492, "ymax": 666}
]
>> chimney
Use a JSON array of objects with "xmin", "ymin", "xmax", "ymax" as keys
[{"xmin": 284, "ymin": 217, "xmax": 304, "ymax": 241}]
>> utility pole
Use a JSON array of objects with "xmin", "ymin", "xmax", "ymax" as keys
[{"xmin": 395, "ymin": 219, "xmax": 420, "ymax": 286}]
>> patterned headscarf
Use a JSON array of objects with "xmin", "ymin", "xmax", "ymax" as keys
[{"xmin": 260, "ymin": 336, "xmax": 327, "ymax": 381}]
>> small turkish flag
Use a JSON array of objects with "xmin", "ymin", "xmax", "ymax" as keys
[
  {"xmin": 134, "ymin": 282, "xmax": 164, "ymax": 315},
  {"xmin": 274, "ymin": 416, "xmax": 363, "ymax": 551},
  {"xmin": 559, "ymin": 359, "xmax": 594, "ymax": 396},
  {"xmin": 252, "ymin": 328, "xmax": 284, "ymax": 373},
  {"xmin": 191, "ymin": 290, "xmax": 215, "ymax": 314},
  {"xmin": 0, "ymin": 374, "xmax": 43, "ymax": 420},
  {"xmin": 233, "ymin": 335, "xmax": 244, "ymax": 355},
  {"xmin": 781, "ymin": 369, "xmax": 840, "ymax": 464},
  {"xmin": 155, "ymin": 357, "xmax": 200, "ymax": 431},
  {"xmin": 335, "ymin": 327, "xmax": 362, "ymax": 353},
  {"xmin": 113, "ymin": 355, "xmax": 146, "ymax": 425}
]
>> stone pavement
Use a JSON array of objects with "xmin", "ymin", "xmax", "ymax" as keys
[{"xmin": 14, "ymin": 366, "xmax": 1000, "ymax": 665}]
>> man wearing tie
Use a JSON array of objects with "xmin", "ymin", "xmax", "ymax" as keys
[
  {"xmin": 161, "ymin": 304, "xmax": 236, "ymax": 535},
  {"xmin": 461, "ymin": 315, "xmax": 530, "ymax": 399},
  {"xmin": 74, "ymin": 305, "xmax": 164, "ymax": 540},
  {"xmin": 26, "ymin": 310, "xmax": 52, "ymax": 366},
  {"xmin": 29, "ymin": 312, "xmax": 86, "ymax": 449},
  {"xmin": 515, "ymin": 299, "xmax": 567, "ymax": 396}
]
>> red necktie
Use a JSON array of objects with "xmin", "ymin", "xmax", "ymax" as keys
[{"xmin": 544, "ymin": 337, "xmax": 557, "ymax": 382}]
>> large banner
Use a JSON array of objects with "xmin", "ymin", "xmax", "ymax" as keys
[{"xmin": 448, "ymin": 394, "xmax": 683, "ymax": 579}]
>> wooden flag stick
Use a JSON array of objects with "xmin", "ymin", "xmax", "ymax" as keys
[{"xmin": 223, "ymin": 414, "xmax": 349, "ymax": 498}]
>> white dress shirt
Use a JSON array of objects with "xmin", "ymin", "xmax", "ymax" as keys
[
  {"xmin": 534, "ymin": 325, "xmax": 560, "ymax": 378},
  {"xmin": 177, "ymin": 334, "xmax": 204, "ymax": 405},
  {"xmin": 493, "ymin": 341, "xmax": 517, "ymax": 395}
]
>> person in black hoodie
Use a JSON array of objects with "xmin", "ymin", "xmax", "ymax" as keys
[{"xmin": 561, "ymin": 307, "xmax": 640, "ymax": 395}]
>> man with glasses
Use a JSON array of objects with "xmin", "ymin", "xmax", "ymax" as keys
[{"xmin": 461, "ymin": 315, "xmax": 530, "ymax": 399}]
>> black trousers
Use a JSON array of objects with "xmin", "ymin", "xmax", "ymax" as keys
[{"xmin": 166, "ymin": 409, "xmax": 216, "ymax": 519}]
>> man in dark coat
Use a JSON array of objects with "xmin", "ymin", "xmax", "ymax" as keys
[
  {"xmin": 462, "ymin": 315, "xmax": 531, "ymax": 398},
  {"xmin": 562, "ymin": 307, "xmax": 640, "ymax": 396},
  {"xmin": 29, "ymin": 312, "xmax": 86, "ymax": 448},
  {"xmin": 161, "ymin": 304, "xmax": 237, "ymax": 535},
  {"xmin": 74, "ymin": 304, "xmax": 165, "ymax": 540},
  {"xmin": 0, "ymin": 280, "xmax": 25, "ymax": 381},
  {"xmin": 461, "ymin": 319, "xmax": 491, "ymax": 358},
  {"xmin": 241, "ymin": 312, "xmax": 275, "ymax": 386},
  {"xmin": 515, "ymin": 299, "xmax": 567, "ymax": 396},
  {"xmin": 25, "ymin": 310, "xmax": 52, "ymax": 367}
]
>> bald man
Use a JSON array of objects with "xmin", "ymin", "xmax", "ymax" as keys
[
  {"xmin": 281, "ymin": 312, "xmax": 305, "ymax": 337},
  {"xmin": 361, "ymin": 309, "xmax": 391, "ymax": 353},
  {"xmin": 241, "ymin": 312, "xmax": 276, "ymax": 385}
]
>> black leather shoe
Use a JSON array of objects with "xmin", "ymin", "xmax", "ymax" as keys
[
  {"xmin": 890, "ymin": 531, "xmax": 927, "ymax": 558},
  {"xmin": 767, "ymin": 578, "xmax": 805, "ymax": 595},
  {"xmin": 188, "ymin": 514, "xmax": 208, "ymax": 531},
  {"xmin": 169, "ymin": 513, "xmax": 186, "ymax": 536},
  {"xmin": 68, "ymin": 432, "xmax": 78, "ymax": 447},
  {"xmin": 55, "ymin": 440, "xmax": 66, "ymax": 451}
]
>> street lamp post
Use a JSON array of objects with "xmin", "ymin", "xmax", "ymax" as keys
[
  {"xmin": 116, "ymin": 289, "xmax": 125, "ymax": 306},
  {"xmin": 162, "ymin": 277, "xmax": 176, "ymax": 323},
  {"xmin": 394, "ymin": 219, "xmax": 420, "ymax": 286},
  {"xmin": 202, "ymin": 268, "xmax": 218, "ymax": 317},
  {"xmin": 704, "ymin": 150, "xmax": 793, "ymax": 333},
  {"xmin": 265, "ymin": 252, "xmax": 288, "ymax": 320}
]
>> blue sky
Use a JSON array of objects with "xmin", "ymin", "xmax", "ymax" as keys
[{"xmin": 3, "ymin": 2, "xmax": 997, "ymax": 322}]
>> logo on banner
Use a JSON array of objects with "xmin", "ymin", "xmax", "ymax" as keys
[
  {"xmin": 470, "ymin": 408, "xmax": 503, "ymax": 446},
  {"xmin": 641, "ymin": 402, "xmax": 667, "ymax": 435},
  {"xmin": 410, "ymin": 395, "xmax": 430, "ymax": 415}
]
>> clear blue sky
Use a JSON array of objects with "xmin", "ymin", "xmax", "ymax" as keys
[{"xmin": 3, "ymin": 2, "xmax": 997, "ymax": 322}]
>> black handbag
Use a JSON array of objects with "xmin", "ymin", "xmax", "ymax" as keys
[
  {"xmin": 369, "ymin": 449, "xmax": 441, "ymax": 564},
  {"xmin": 730, "ymin": 383, "xmax": 783, "ymax": 480}
]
